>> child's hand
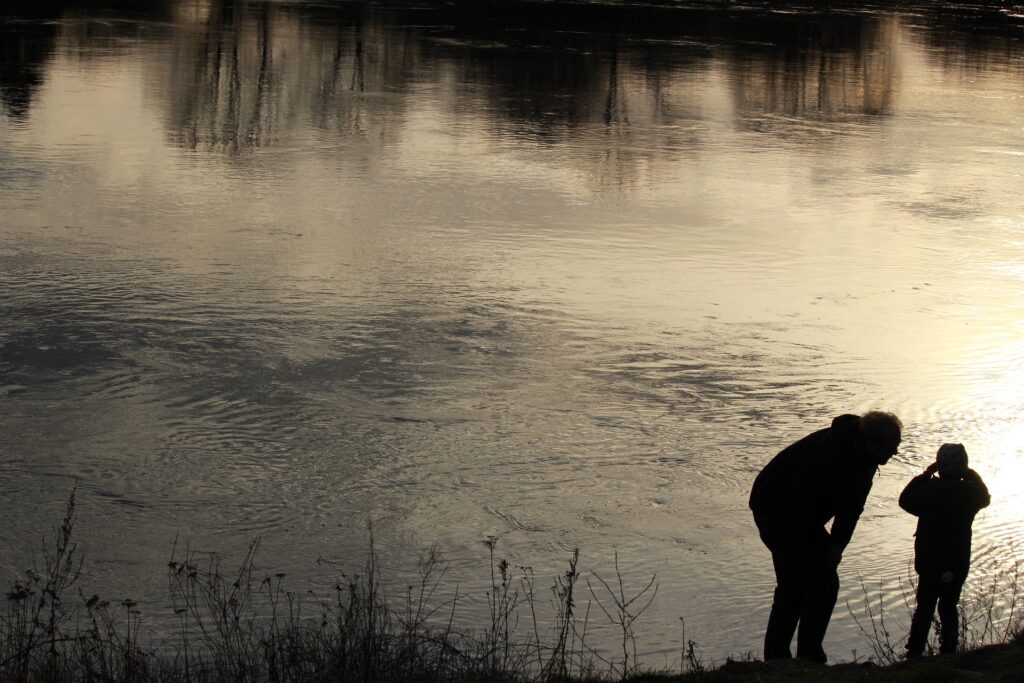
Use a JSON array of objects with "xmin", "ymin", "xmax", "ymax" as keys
[
  {"xmin": 924, "ymin": 462, "xmax": 939, "ymax": 476},
  {"xmin": 963, "ymin": 468, "xmax": 981, "ymax": 482}
]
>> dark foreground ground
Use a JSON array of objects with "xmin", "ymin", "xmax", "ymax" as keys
[{"xmin": 633, "ymin": 639, "xmax": 1024, "ymax": 683}]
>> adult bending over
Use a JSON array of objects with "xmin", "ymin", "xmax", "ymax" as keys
[{"xmin": 749, "ymin": 411, "xmax": 903, "ymax": 663}]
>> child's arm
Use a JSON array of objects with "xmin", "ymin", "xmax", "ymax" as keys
[
  {"xmin": 963, "ymin": 468, "xmax": 991, "ymax": 510},
  {"xmin": 898, "ymin": 463, "xmax": 937, "ymax": 516}
]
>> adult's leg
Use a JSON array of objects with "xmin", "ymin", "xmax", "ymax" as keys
[
  {"xmin": 764, "ymin": 548, "xmax": 804, "ymax": 659},
  {"xmin": 795, "ymin": 550, "xmax": 839, "ymax": 664},
  {"xmin": 937, "ymin": 578, "xmax": 964, "ymax": 655},
  {"xmin": 756, "ymin": 516, "xmax": 802, "ymax": 660},
  {"xmin": 907, "ymin": 575, "xmax": 941, "ymax": 657}
]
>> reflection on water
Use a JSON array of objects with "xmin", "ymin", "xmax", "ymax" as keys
[{"xmin": 2, "ymin": 0, "xmax": 1024, "ymax": 664}]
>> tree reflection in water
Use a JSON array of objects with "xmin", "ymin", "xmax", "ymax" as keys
[{"xmin": 4, "ymin": 1, "xmax": 1021, "ymax": 161}]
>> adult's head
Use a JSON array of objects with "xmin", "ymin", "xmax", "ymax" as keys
[
  {"xmin": 936, "ymin": 442, "xmax": 968, "ymax": 478},
  {"xmin": 859, "ymin": 411, "xmax": 902, "ymax": 466}
]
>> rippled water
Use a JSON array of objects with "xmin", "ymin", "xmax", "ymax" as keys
[{"xmin": 2, "ymin": 0, "xmax": 1024, "ymax": 664}]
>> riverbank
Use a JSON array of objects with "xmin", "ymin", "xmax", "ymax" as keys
[
  {"xmin": 637, "ymin": 638, "xmax": 1024, "ymax": 682},
  {"xmin": 4, "ymin": 493, "xmax": 1023, "ymax": 681}
]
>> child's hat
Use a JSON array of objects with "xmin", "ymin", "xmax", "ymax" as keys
[{"xmin": 936, "ymin": 443, "xmax": 968, "ymax": 476}]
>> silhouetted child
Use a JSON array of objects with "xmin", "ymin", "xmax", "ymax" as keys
[{"xmin": 899, "ymin": 443, "xmax": 990, "ymax": 657}]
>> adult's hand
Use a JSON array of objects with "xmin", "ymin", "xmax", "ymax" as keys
[
  {"xmin": 827, "ymin": 542, "xmax": 843, "ymax": 566},
  {"xmin": 924, "ymin": 462, "xmax": 939, "ymax": 476}
]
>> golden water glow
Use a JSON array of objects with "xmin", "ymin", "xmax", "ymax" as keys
[{"xmin": 976, "ymin": 417, "xmax": 1024, "ymax": 545}]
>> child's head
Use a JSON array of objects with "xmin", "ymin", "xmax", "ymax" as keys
[{"xmin": 936, "ymin": 443, "xmax": 968, "ymax": 478}]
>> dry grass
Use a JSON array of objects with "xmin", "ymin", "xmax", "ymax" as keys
[
  {"xmin": 0, "ymin": 491, "xmax": 622, "ymax": 682},
  {"xmin": 3, "ymin": 490, "xmax": 1024, "ymax": 682},
  {"xmin": 847, "ymin": 556, "xmax": 1024, "ymax": 665}
]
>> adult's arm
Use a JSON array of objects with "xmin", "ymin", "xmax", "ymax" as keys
[{"xmin": 829, "ymin": 469, "xmax": 874, "ymax": 551}]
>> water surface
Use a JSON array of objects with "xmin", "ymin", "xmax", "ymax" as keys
[{"xmin": 2, "ymin": 0, "xmax": 1024, "ymax": 664}]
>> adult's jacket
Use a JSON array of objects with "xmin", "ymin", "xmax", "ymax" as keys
[
  {"xmin": 749, "ymin": 414, "xmax": 878, "ymax": 552},
  {"xmin": 899, "ymin": 470, "xmax": 990, "ymax": 578}
]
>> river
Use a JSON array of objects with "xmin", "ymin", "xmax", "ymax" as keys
[{"xmin": 2, "ymin": 0, "xmax": 1023, "ymax": 666}]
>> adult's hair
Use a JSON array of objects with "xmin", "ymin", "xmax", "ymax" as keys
[{"xmin": 860, "ymin": 410, "xmax": 903, "ymax": 452}]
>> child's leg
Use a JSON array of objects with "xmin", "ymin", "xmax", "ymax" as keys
[
  {"xmin": 936, "ymin": 578, "xmax": 965, "ymax": 655},
  {"xmin": 907, "ymin": 575, "xmax": 940, "ymax": 656}
]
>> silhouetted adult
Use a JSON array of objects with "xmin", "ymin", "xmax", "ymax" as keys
[
  {"xmin": 899, "ymin": 443, "xmax": 990, "ymax": 657},
  {"xmin": 749, "ymin": 411, "xmax": 903, "ymax": 663}
]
